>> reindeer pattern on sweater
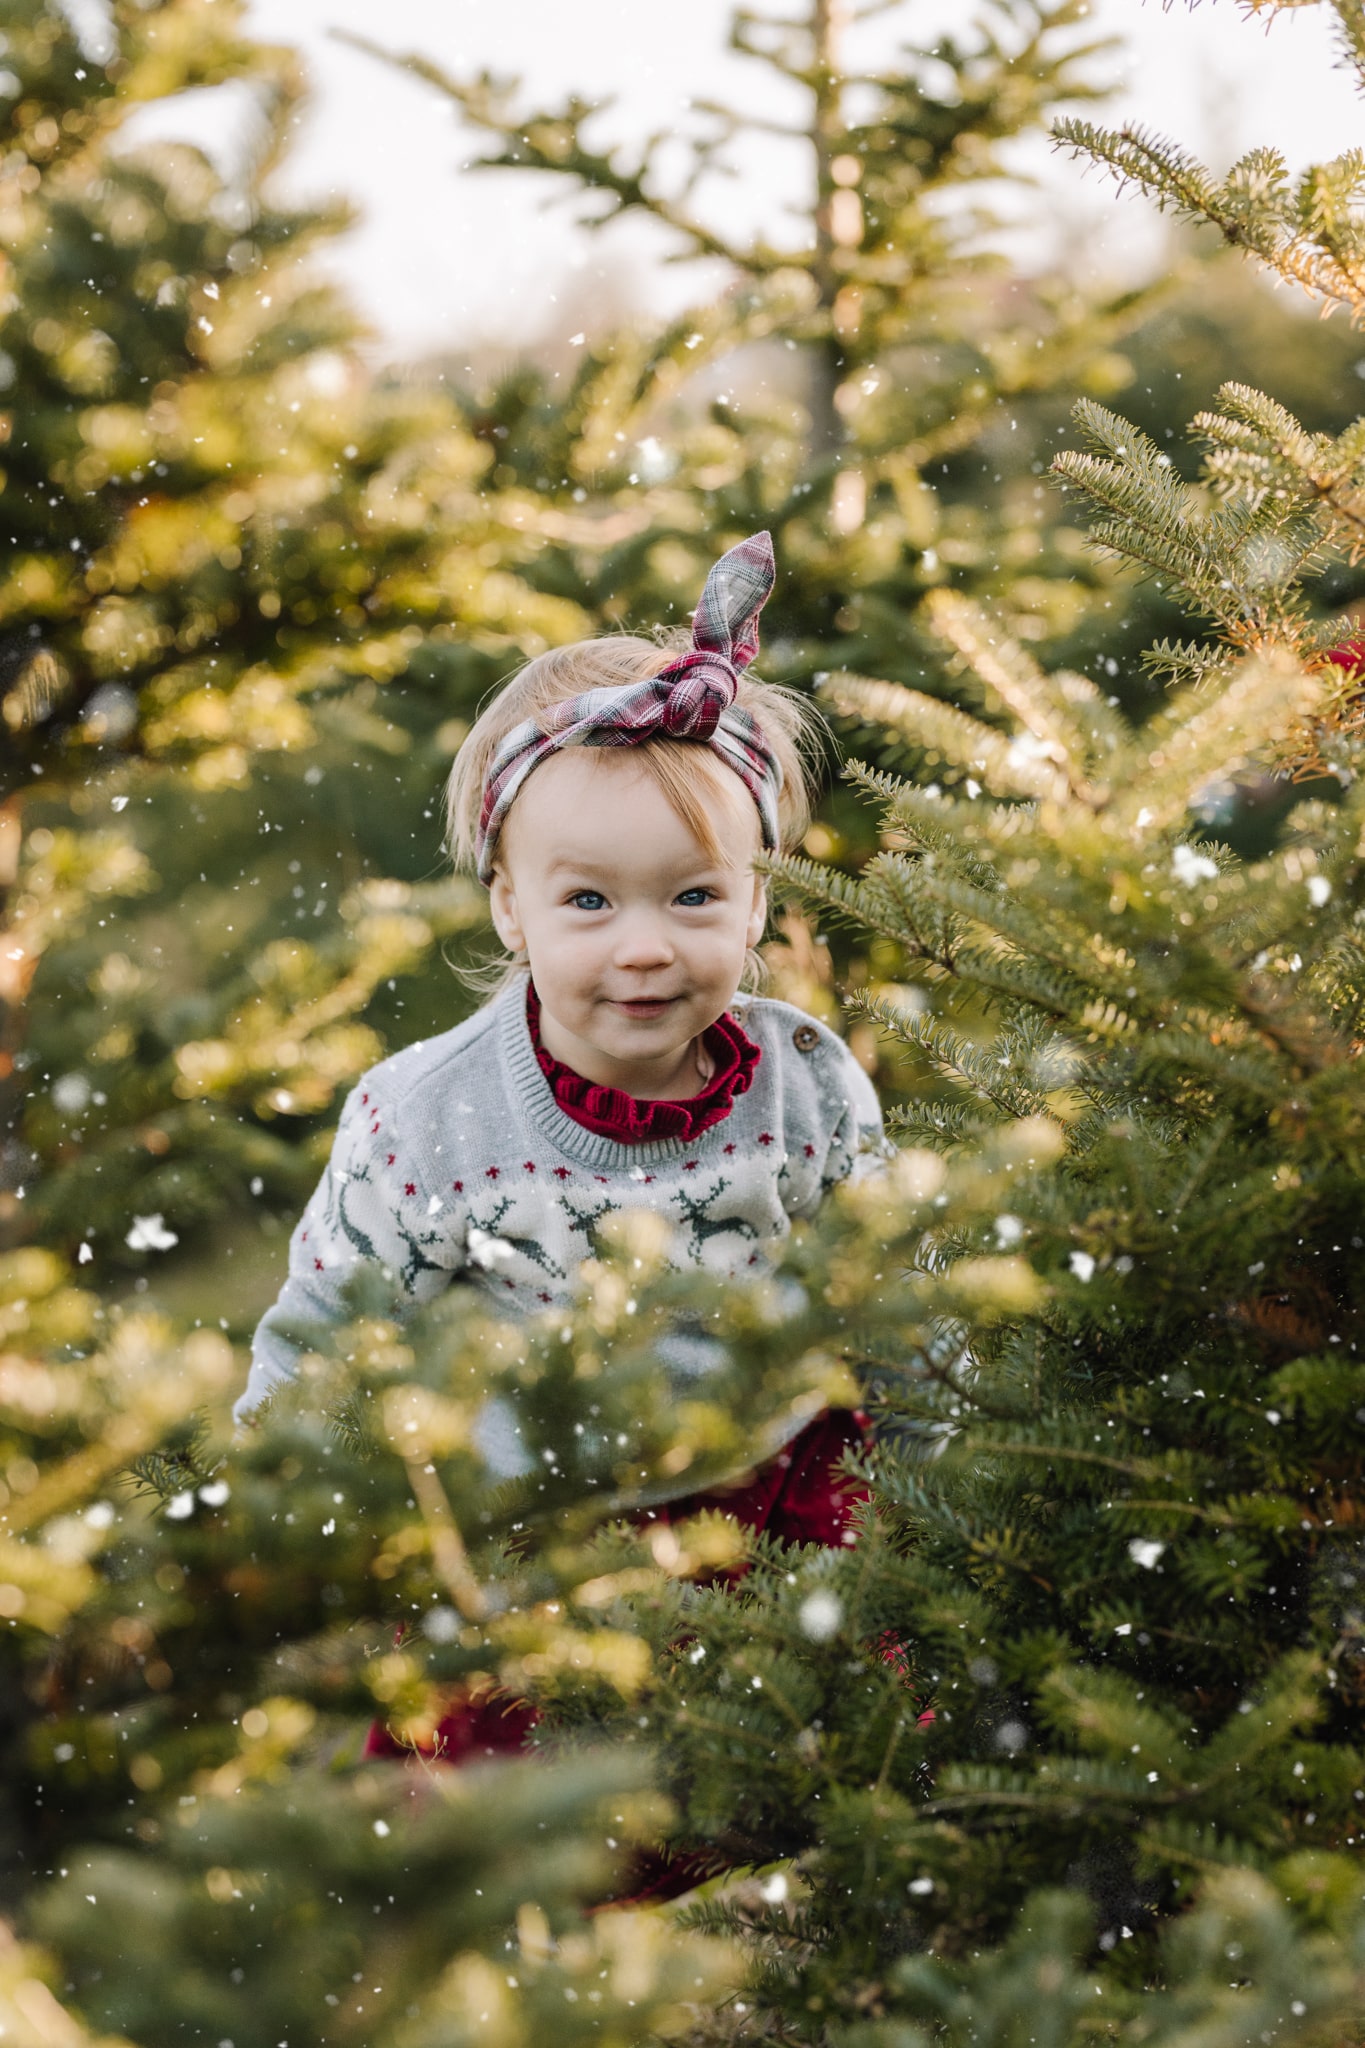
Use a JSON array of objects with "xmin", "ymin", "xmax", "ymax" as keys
[{"xmin": 240, "ymin": 976, "xmax": 886, "ymax": 1420}]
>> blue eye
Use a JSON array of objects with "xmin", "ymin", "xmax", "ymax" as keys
[
  {"xmin": 676, "ymin": 887, "xmax": 715, "ymax": 907},
  {"xmin": 569, "ymin": 890, "xmax": 607, "ymax": 911}
]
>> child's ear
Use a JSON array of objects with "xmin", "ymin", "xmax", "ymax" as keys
[
  {"xmin": 745, "ymin": 874, "xmax": 768, "ymax": 950},
  {"xmin": 489, "ymin": 868, "xmax": 526, "ymax": 954}
]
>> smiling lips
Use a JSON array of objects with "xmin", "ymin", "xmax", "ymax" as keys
[{"xmin": 612, "ymin": 995, "xmax": 680, "ymax": 1015}]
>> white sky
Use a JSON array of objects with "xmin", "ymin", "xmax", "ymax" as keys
[{"xmin": 159, "ymin": 0, "xmax": 1365, "ymax": 360}]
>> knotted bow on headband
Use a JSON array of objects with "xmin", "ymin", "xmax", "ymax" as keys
[{"xmin": 475, "ymin": 530, "xmax": 782, "ymax": 883}]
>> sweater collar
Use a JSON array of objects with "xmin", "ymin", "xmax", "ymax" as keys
[
  {"xmin": 495, "ymin": 974, "xmax": 761, "ymax": 1172},
  {"xmin": 525, "ymin": 981, "xmax": 760, "ymax": 1144}
]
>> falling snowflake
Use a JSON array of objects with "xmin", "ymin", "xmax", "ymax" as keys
[
  {"xmin": 1171, "ymin": 844, "xmax": 1217, "ymax": 887},
  {"xmin": 467, "ymin": 1226, "xmax": 515, "ymax": 1270},
  {"xmin": 52, "ymin": 1073, "xmax": 91, "ymax": 1113},
  {"xmin": 125, "ymin": 1214, "xmax": 178, "ymax": 1252},
  {"xmin": 798, "ymin": 1589, "xmax": 842, "ymax": 1641},
  {"xmin": 425, "ymin": 1607, "xmax": 460, "ymax": 1644}
]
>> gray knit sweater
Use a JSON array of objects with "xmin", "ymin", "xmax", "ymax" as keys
[{"xmin": 238, "ymin": 975, "xmax": 886, "ymax": 1421}]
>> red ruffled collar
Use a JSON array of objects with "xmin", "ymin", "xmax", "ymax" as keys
[{"xmin": 526, "ymin": 981, "xmax": 760, "ymax": 1143}]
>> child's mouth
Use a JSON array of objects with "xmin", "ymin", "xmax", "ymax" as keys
[{"xmin": 612, "ymin": 997, "xmax": 679, "ymax": 1018}]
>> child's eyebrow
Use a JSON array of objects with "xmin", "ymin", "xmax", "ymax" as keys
[
  {"xmin": 545, "ymin": 853, "xmax": 728, "ymax": 881},
  {"xmin": 544, "ymin": 854, "xmax": 611, "ymax": 878}
]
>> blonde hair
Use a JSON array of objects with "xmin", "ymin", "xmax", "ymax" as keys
[
  {"xmin": 445, "ymin": 632, "xmax": 825, "ymax": 991},
  {"xmin": 446, "ymin": 633, "xmax": 823, "ymax": 869}
]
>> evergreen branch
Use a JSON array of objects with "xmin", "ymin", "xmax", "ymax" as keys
[
  {"xmin": 976, "ymin": 1440, "xmax": 1161, "ymax": 1480},
  {"xmin": 1052, "ymin": 404, "xmax": 1269, "ymax": 638},
  {"xmin": 1140, "ymin": 638, "xmax": 1230, "ymax": 691},
  {"xmin": 922, "ymin": 589, "xmax": 1115, "ymax": 804},
  {"xmin": 124, "ymin": 1414, "xmax": 214, "ymax": 1504},
  {"xmin": 1056, "ymin": 117, "xmax": 1365, "ymax": 322},
  {"xmin": 886, "ymin": 1101, "xmax": 999, "ymax": 1149},
  {"xmin": 888, "ymin": 863, "xmax": 1173, "ymax": 1032},
  {"xmin": 850, "ymin": 993, "xmax": 1055, "ymax": 1118},
  {"xmin": 1130, "ymin": 1021, "xmax": 1294, "ymax": 1104},
  {"xmin": 859, "ymin": 1342, "xmax": 1033, "ymax": 1424},
  {"xmin": 912, "ymin": 1778, "xmax": 1173, "ymax": 1819},
  {"xmin": 404, "ymin": 1456, "xmax": 487, "ymax": 1623},
  {"xmin": 1200, "ymin": 381, "xmax": 1365, "ymax": 560},
  {"xmin": 335, "ymin": 38, "xmax": 770, "ymax": 274},
  {"xmin": 1318, "ymin": 0, "xmax": 1365, "ymax": 94},
  {"xmin": 819, "ymin": 670, "xmax": 1072, "ymax": 803},
  {"xmin": 839, "ymin": 763, "xmax": 1009, "ymax": 890},
  {"xmin": 762, "ymin": 850, "xmax": 939, "ymax": 953},
  {"xmin": 1052, "ymin": 119, "xmax": 1237, "ymax": 237},
  {"xmin": 1117, "ymin": 649, "xmax": 1319, "ymax": 832}
]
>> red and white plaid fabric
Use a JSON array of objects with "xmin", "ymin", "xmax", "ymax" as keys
[{"xmin": 475, "ymin": 531, "xmax": 782, "ymax": 883}]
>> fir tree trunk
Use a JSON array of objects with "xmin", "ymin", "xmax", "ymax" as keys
[{"xmin": 808, "ymin": 0, "xmax": 851, "ymax": 464}]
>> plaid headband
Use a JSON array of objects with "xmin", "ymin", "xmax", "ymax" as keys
[{"xmin": 475, "ymin": 530, "xmax": 782, "ymax": 884}]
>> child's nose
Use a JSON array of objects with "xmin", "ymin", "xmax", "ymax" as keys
[{"xmin": 612, "ymin": 911, "xmax": 675, "ymax": 969}]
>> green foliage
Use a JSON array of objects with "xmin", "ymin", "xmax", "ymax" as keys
[
  {"xmin": 37, "ymin": 1753, "xmax": 675, "ymax": 2048},
  {"xmin": 2, "ymin": 1235, "xmax": 795, "ymax": 2040},
  {"xmin": 11, "ymin": 2, "xmax": 1365, "ymax": 2045},
  {"xmin": 1051, "ymin": 1, "xmax": 1365, "ymax": 770},
  {"xmin": 350, "ymin": 0, "xmax": 1160, "ymax": 720},
  {"xmin": 1052, "ymin": 108, "xmax": 1365, "ymax": 320},
  {"xmin": 0, "ymin": 0, "xmax": 581, "ymax": 1296},
  {"xmin": 539, "ymin": 609, "xmax": 1365, "ymax": 2043}
]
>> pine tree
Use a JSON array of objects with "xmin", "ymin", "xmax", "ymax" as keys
[
  {"xmin": 521, "ymin": 617, "xmax": 1365, "ymax": 2045},
  {"xmin": 442, "ymin": 7, "xmax": 1365, "ymax": 2039},
  {"xmin": 0, "ymin": 0, "xmax": 582, "ymax": 1314},
  {"xmin": 0, "ymin": 10, "xmax": 742, "ymax": 2038},
  {"xmin": 346, "ymin": 0, "xmax": 1165, "ymax": 931},
  {"xmin": 2, "ymin": 1217, "xmax": 827, "ymax": 2042}
]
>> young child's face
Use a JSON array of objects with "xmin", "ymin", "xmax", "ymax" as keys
[{"xmin": 488, "ymin": 749, "xmax": 767, "ymax": 1096}]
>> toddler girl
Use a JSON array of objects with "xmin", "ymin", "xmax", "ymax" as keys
[
  {"xmin": 238, "ymin": 531, "xmax": 886, "ymax": 1427},
  {"xmin": 238, "ymin": 532, "xmax": 889, "ymax": 1895}
]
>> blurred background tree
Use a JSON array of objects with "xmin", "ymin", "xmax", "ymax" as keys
[
  {"xmin": 353, "ymin": 1, "xmax": 1150, "ymax": 795},
  {"xmin": 0, "ymin": 0, "xmax": 586, "ymax": 1329},
  {"xmin": 352, "ymin": 0, "xmax": 1365, "ymax": 1054}
]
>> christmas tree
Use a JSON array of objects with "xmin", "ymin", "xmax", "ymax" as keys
[
  {"xmin": 3, "ymin": 1234, "xmax": 788, "ymax": 2042},
  {"xmin": 0, "ymin": 7, "xmax": 742, "ymax": 2038},
  {"xmin": 516, "ymin": 4, "xmax": 1365, "ymax": 2036},
  {"xmin": 347, "ymin": 0, "xmax": 1170, "ymax": 1014},
  {"xmin": 619, "ymin": 605, "xmax": 1365, "ymax": 2042},
  {"xmin": 0, "ymin": 0, "xmax": 587, "ymax": 1326}
]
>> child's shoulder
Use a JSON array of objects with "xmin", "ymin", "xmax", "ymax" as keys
[
  {"xmin": 737, "ymin": 997, "xmax": 880, "ymax": 1119},
  {"xmin": 349, "ymin": 995, "xmax": 504, "ymax": 1114}
]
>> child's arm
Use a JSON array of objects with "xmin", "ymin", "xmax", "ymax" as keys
[
  {"xmin": 779, "ymin": 1020, "xmax": 892, "ymax": 1220},
  {"xmin": 234, "ymin": 1082, "xmax": 464, "ymax": 1424},
  {"xmin": 817, "ymin": 1045, "xmax": 892, "ymax": 1196}
]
